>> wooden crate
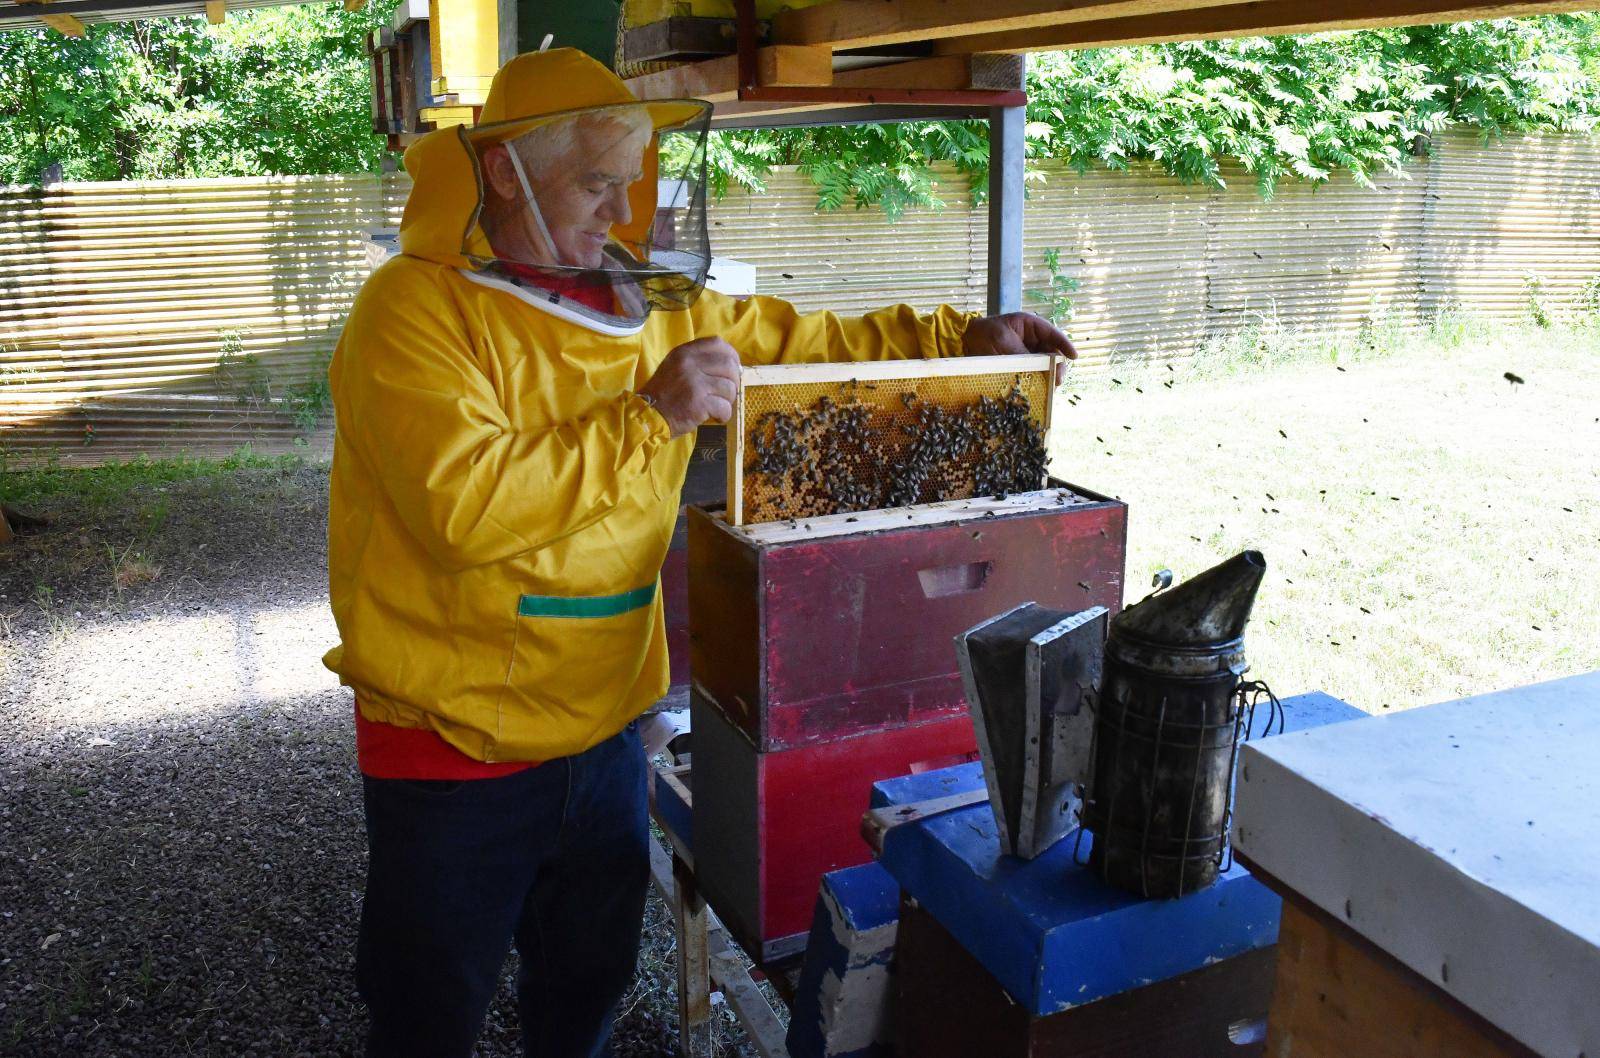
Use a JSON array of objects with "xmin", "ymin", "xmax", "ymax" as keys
[
  {"xmin": 1261, "ymin": 899, "xmax": 1535, "ymax": 1058},
  {"xmin": 688, "ymin": 483, "xmax": 1128, "ymax": 752},
  {"xmin": 727, "ymin": 354, "xmax": 1058, "ymax": 525},
  {"xmin": 896, "ymin": 901, "xmax": 1277, "ymax": 1058}
]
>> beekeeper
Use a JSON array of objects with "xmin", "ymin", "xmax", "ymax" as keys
[{"xmin": 323, "ymin": 46, "xmax": 1075, "ymax": 1058}]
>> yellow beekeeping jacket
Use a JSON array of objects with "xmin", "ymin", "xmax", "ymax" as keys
[{"xmin": 322, "ymin": 124, "xmax": 974, "ymax": 763}]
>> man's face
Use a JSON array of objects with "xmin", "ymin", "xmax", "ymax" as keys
[{"xmin": 486, "ymin": 117, "xmax": 650, "ymax": 271}]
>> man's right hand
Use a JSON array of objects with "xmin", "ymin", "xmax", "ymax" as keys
[{"xmin": 639, "ymin": 338, "xmax": 741, "ymax": 438}]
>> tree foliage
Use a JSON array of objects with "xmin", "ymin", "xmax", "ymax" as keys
[
  {"xmin": 0, "ymin": 1, "xmax": 392, "ymax": 183},
  {"xmin": 710, "ymin": 15, "xmax": 1600, "ymax": 211},
  {"xmin": 3, "ymin": 9, "xmax": 1600, "ymax": 213}
]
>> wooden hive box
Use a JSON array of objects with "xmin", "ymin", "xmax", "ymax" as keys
[
  {"xmin": 687, "ymin": 482, "xmax": 1128, "ymax": 960},
  {"xmin": 689, "ymin": 484, "xmax": 1126, "ymax": 752}
]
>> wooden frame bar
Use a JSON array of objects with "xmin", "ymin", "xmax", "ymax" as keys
[
  {"xmin": 730, "ymin": 484, "xmax": 1094, "ymax": 546},
  {"xmin": 625, "ymin": 2, "xmax": 1029, "ymax": 111},
  {"xmin": 769, "ymin": 0, "xmax": 1597, "ymax": 52},
  {"xmin": 622, "ymin": 15, "xmax": 744, "ymax": 64},
  {"xmin": 740, "ymin": 352, "xmax": 1051, "ymax": 388}
]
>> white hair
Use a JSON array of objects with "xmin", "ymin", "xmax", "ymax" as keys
[{"xmin": 512, "ymin": 107, "xmax": 653, "ymax": 181}]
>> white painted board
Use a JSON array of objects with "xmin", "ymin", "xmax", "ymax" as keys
[{"xmin": 1232, "ymin": 671, "xmax": 1600, "ymax": 1058}]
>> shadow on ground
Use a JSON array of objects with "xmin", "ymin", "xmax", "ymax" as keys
[
  {"xmin": 0, "ymin": 483, "xmax": 698, "ymax": 1055},
  {"xmin": 1, "ymin": 653, "xmax": 684, "ymax": 1057}
]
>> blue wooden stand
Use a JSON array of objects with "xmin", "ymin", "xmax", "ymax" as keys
[{"xmin": 786, "ymin": 692, "xmax": 1365, "ymax": 1057}]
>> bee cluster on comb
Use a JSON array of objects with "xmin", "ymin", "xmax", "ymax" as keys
[{"xmin": 743, "ymin": 379, "xmax": 1049, "ymax": 522}]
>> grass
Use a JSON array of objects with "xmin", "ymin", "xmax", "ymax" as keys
[
  {"xmin": 0, "ymin": 447, "xmax": 326, "ymax": 616},
  {"xmin": 1053, "ymin": 313, "xmax": 1600, "ymax": 712},
  {"xmin": 0, "ymin": 447, "xmax": 304, "ymax": 513}
]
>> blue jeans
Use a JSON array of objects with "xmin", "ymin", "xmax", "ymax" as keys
[{"xmin": 356, "ymin": 724, "xmax": 649, "ymax": 1058}]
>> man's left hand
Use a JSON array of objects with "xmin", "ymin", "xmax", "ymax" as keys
[{"xmin": 961, "ymin": 313, "xmax": 1077, "ymax": 384}]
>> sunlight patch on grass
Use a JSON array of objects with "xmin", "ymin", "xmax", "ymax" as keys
[{"xmin": 1051, "ymin": 322, "xmax": 1600, "ymax": 712}]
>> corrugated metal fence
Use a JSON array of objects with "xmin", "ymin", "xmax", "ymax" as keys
[{"xmin": 3, "ymin": 128, "xmax": 1597, "ymax": 464}]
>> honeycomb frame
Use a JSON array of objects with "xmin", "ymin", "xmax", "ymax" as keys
[{"xmin": 726, "ymin": 354, "xmax": 1058, "ymax": 526}]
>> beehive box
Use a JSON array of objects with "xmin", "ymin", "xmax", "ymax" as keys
[
  {"xmin": 687, "ymin": 484, "xmax": 1128, "ymax": 961},
  {"xmin": 690, "ymin": 688, "xmax": 979, "ymax": 963},
  {"xmin": 727, "ymin": 354, "xmax": 1058, "ymax": 526},
  {"xmin": 689, "ymin": 483, "xmax": 1127, "ymax": 753}
]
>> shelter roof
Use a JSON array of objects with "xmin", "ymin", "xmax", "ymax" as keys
[{"xmin": 0, "ymin": 0, "xmax": 316, "ymax": 33}]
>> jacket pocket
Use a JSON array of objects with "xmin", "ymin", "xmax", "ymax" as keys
[{"xmin": 496, "ymin": 582, "xmax": 661, "ymax": 755}]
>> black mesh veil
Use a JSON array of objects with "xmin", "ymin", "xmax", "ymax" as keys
[{"xmin": 460, "ymin": 99, "xmax": 712, "ymax": 333}]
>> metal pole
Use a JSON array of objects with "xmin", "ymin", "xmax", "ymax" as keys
[
  {"xmin": 986, "ymin": 103, "xmax": 1025, "ymax": 316},
  {"xmin": 497, "ymin": 0, "xmax": 518, "ymax": 64}
]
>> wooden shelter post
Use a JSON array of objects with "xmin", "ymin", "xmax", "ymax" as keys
[{"xmin": 987, "ymin": 102, "xmax": 1025, "ymax": 315}]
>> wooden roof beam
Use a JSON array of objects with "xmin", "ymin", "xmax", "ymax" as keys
[
  {"xmin": 625, "ymin": 44, "xmax": 833, "ymax": 102},
  {"xmin": 933, "ymin": 0, "xmax": 1600, "ymax": 52},
  {"xmin": 204, "ymin": 0, "xmax": 224, "ymax": 24},
  {"xmin": 770, "ymin": 0, "xmax": 1243, "ymax": 50},
  {"xmin": 832, "ymin": 52, "xmax": 1024, "ymax": 91},
  {"xmin": 633, "ymin": 51, "xmax": 1021, "ymax": 116},
  {"xmin": 709, "ymin": 99, "xmax": 850, "ymax": 123}
]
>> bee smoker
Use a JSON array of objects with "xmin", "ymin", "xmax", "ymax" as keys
[{"xmin": 1079, "ymin": 551, "xmax": 1271, "ymax": 899}]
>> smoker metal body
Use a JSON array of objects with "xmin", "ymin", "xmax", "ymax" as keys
[
  {"xmin": 1081, "ymin": 552, "xmax": 1267, "ymax": 899},
  {"xmin": 957, "ymin": 604, "xmax": 1106, "ymax": 860}
]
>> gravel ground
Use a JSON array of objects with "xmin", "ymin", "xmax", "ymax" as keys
[{"xmin": 0, "ymin": 463, "xmax": 754, "ymax": 1057}]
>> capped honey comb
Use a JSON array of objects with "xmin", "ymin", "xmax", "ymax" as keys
[{"xmin": 727, "ymin": 354, "xmax": 1057, "ymax": 526}]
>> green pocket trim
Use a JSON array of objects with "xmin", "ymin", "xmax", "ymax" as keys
[{"xmin": 517, "ymin": 583, "xmax": 656, "ymax": 619}]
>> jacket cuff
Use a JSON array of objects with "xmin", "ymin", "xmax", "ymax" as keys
[
  {"xmin": 629, "ymin": 392, "xmax": 674, "ymax": 445},
  {"xmin": 931, "ymin": 306, "xmax": 981, "ymax": 359},
  {"xmin": 628, "ymin": 393, "xmax": 679, "ymax": 500}
]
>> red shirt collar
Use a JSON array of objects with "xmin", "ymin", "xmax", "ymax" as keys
[{"xmin": 498, "ymin": 260, "xmax": 616, "ymax": 315}]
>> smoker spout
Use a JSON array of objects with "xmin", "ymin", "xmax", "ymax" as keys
[{"xmin": 1112, "ymin": 550, "xmax": 1266, "ymax": 649}]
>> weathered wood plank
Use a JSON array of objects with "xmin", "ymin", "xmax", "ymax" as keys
[
  {"xmin": 672, "ymin": 854, "xmax": 714, "ymax": 1058},
  {"xmin": 707, "ymin": 939, "xmax": 790, "ymax": 1058},
  {"xmin": 622, "ymin": 16, "xmax": 740, "ymax": 64}
]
